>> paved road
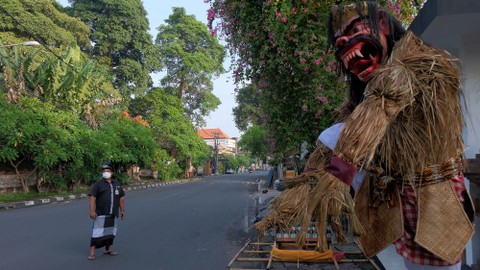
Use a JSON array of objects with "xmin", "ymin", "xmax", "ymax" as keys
[{"xmin": 0, "ymin": 172, "xmax": 267, "ymax": 270}]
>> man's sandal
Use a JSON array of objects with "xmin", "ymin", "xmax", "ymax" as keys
[
  {"xmin": 104, "ymin": 250, "xmax": 118, "ymax": 256},
  {"xmin": 87, "ymin": 255, "xmax": 95, "ymax": 260}
]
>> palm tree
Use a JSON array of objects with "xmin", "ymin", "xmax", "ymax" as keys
[{"xmin": 0, "ymin": 46, "xmax": 40, "ymax": 103}]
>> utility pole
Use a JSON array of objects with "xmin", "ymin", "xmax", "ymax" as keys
[{"xmin": 213, "ymin": 132, "xmax": 219, "ymax": 175}]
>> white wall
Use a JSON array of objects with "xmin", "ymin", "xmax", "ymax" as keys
[
  {"xmin": 460, "ymin": 43, "xmax": 480, "ymax": 159},
  {"xmin": 459, "ymin": 42, "xmax": 480, "ymax": 267},
  {"xmin": 204, "ymin": 138, "xmax": 216, "ymax": 148},
  {"xmin": 203, "ymin": 138, "xmax": 237, "ymax": 155}
]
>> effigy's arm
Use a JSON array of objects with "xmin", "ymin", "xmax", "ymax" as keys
[{"xmin": 334, "ymin": 98, "xmax": 410, "ymax": 167}]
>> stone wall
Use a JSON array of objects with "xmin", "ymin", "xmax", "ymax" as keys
[{"xmin": 0, "ymin": 171, "xmax": 36, "ymax": 194}]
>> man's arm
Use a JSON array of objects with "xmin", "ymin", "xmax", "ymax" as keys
[
  {"xmin": 119, "ymin": 196, "xmax": 125, "ymax": 220},
  {"xmin": 89, "ymin": 196, "xmax": 97, "ymax": 219}
]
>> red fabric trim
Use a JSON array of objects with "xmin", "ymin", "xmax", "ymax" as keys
[{"xmin": 323, "ymin": 156, "xmax": 355, "ymax": 185}]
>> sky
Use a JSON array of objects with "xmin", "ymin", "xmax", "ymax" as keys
[{"xmin": 57, "ymin": 0, "xmax": 241, "ymax": 138}]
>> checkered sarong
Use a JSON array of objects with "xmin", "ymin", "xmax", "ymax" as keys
[
  {"xmin": 90, "ymin": 215, "xmax": 117, "ymax": 248},
  {"xmin": 394, "ymin": 176, "xmax": 466, "ymax": 266}
]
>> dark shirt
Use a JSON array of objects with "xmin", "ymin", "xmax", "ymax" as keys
[{"xmin": 89, "ymin": 179, "xmax": 125, "ymax": 218}]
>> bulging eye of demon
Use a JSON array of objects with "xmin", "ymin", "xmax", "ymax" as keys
[{"xmin": 337, "ymin": 37, "xmax": 382, "ymax": 82}]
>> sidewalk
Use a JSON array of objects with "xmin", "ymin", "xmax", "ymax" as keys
[
  {"xmin": 0, "ymin": 178, "xmax": 200, "ymax": 211},
  {"xmin": 377, "ymin": 245, "xmax": 407, "ymax": 270}
]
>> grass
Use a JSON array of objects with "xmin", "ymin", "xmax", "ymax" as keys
[{"xmin": 0, "ymin": 188, "xmax": 89, "ymax": 204}]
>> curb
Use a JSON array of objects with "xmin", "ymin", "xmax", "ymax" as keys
[
  {"xmin": 0, "ymin": 193, "xmax": 89, "ymax": 210},
  {"xmin": 0, "ymin": 178, "xmax": 201, "ymax": 211}
]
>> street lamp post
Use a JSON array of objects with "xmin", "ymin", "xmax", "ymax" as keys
[{"xmin": 0, "ymin": 41, "xmax": 41, "ymax": 48}]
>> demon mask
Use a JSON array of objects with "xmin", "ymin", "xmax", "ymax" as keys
[{"xmin": 331, "ymin": 2, "xmax": 391, "ymax": 82}]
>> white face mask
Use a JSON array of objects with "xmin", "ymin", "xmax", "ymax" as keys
[{"xmin": 102, "ymin": 172, "xmax": 112, "ymax": 179}]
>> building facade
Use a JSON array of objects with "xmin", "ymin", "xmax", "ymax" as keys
[{"xmin": 197, "ymin": 128, "xmax": 238, "ymax": 156}]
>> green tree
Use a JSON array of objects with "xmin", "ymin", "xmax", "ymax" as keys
[
  {"xmin": 150, "ymin": 148, "xmax": 182, "ymax": 181},
  {"xmin": 235, "ymin": 153, "xmax": 253, "ymax": 171},
  {"xmin": 0, "ymin": 44, "xmax": 160, "ymax": 191},
  {"xmin": 0, "ymin": 0, "xmax": 90, "ymax": 49},
  {"xmin": 222, "ymin": 153, "xmax": 249, "ymax": 172},
  {"xmin": 238, "ymin": 125, "xmax": 268, "ymax": 161},
  {"xmin": 66, "ymin": 0, "xmax": 160, "ymax": 98},
  {"xmin": 0, "ymin": 45, "xmax": 117, "ymax": 128},
  {"xmin": 58, "ymin": 111, "xmax": 161, "ymax": 187},
  {"xmin": 35, "ymin": 46, "xmax": 118, "ymax": 127},
  {"xmin": 130, "ymin": 87, "xmax": 210, "ymax": 175},
  {"xmin": 34, "ymin": 47, "xmax": 109, "ymax": 110},
  {"xmin": 0, "ymin": 96, "xmax": 92, "ymax": 191},
  {"xmin": 233, "ymin": 84, "xmax": 264, "ymax": 132},
  {"xmin": 0, "ymin": 94, "xmax": 165, "ymax": 191},
  {"xmin": 91, "ymin": 113, "xmax": 159, "ymax": 175},
  {"xmin": 222, "ymin": 153, "xmax": 237, "ymax": 170},
  {"xmin": 155, "ymin": 7, "xmax": 225, "ymax": 127},
  {"xmin": 0, "ymin": 46, "xmax": 40, "ymax": 103}
]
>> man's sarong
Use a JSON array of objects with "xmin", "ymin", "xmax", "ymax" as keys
[{"xmin": 90, "ymin": 215, "xmax": 117, "ymax": 248}]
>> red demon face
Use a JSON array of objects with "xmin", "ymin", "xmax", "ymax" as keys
[{"xmin": 334, "ymin": 15, "xmax": 390, "ymax": 82}]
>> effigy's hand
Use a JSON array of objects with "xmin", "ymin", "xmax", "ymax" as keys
[{"xmin": 292, "ymin": 167, "xmax": 364, "ymax": 250}]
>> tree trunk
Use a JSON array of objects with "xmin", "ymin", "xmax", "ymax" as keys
[
  {"xmin": 178, "ymin": 78, "xmax": 186, "ymax": 99},
  {"xmin": 9, "ymin": 159, "xmax": 29, "ymax": 192},
  {"xmin": 36, "ymin": 176, "xmax": 45, "ymax": 193},
  {"xmin": 20, "ymin": 177, "xmax": 29, "ymax": 192}
]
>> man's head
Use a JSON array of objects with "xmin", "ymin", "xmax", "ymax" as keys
[
  {"xmin": 101, "ymin": 164, "xmax": 113, "ymax": 179},
  {"xmin": 328, "ymin": 2, "xmax": 405, "ymax": 104}
]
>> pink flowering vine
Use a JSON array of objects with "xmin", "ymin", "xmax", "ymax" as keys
[
  {"xmin": 202, "ymin": 0, "xmax": 424, "ymax": 157},
  {"xmin": 326, "ymin": 60, "xmax": 335, "ymax": 73},
  {"xmin": 316, "ymin": 96, "xmax": 329, "ymax": 104}
]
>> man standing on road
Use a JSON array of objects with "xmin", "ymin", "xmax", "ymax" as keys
[{"xmin": 88, "ymin": 164, "xmax": 125, "ymax": 260}]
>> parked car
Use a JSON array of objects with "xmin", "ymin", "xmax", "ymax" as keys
[
  {"xmin": 197, "ymin": 166, "xmax": 204, "ymax": 176},
  {"xmin": 225, "ymin": 168, "xmax": 234, "ymax": 174},
  {"xmin": 273, "ymin": 179, "xmax": 285, "ymax": 191}
]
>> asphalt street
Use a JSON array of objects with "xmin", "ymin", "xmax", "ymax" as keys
[{"xmin": 0, "ymin": 172, "xmax": 266, "ymax": 270}]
